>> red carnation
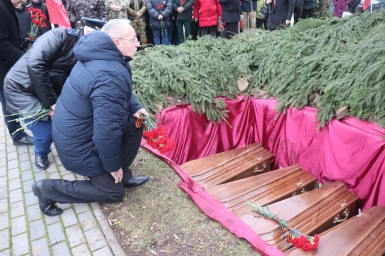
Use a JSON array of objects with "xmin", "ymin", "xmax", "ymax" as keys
[
  {"xmin": 180, "ymin": 0, "xmax": 185, "ymax": 4},
  {"xmin": 157, "ymin": 3, "xmax": 165, "ymax": 9},
  {"xmin": 39, "ymin": 14, "xmax": 47, "ymax": 20}
]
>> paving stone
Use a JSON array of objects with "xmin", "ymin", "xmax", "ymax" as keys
[
  {"xmin": 44, "ymin": 214, "xmax": 60, "ymax": 226},
  {"xmin": 0, "ymin": 176, "xmax": 6, "ymax": 187},
  {"xmin": 27, "ymin": 204, "xmax": 42, "ymax": 222},
  {"xmin": 19, "ymin": 161, "xmax": 32, "ymax": 172},
  {"xmin": 78, "ymin": 211, "xmax": 98, "ymax": 231},
  {"xmin": 12, "ymin": 232, "xmax": 29, "ymax": 256},
  {"xmin": 6, "ymin": 146, "xmax": 16, "ymax": 154},
  {"xmin": 71, "ymin": 244, "xmax": 91, "ymax": 256},
  {"xmin": 93, "ymin": 247, "xmax": 113, "ymax": 256},
  {"xmin": 45, "ymin": 164, "xmax": 58, "ymax": 173},
  {"xmin": 24, "ymin": 191, "xmax": 37, "ymax": 206},
  {"xmin": 0, "ymin": 165, "xmax": 6, "ymax": 176},
  {"xmin": 21, "ymin": 171, "xmax": 33, "ymax": 182},
  {"xmin": 23, "ymin": 179, "xmax": 34, "ymax": 193},
  {"xmin": 10, "ymin": 201, "xmax": 24, "ymax": 218},
  {"xmin": 75, "ymin": 175, "xmax": 86, "ymax": 181},
  {"xmin": 0, "ymin": 249, "xmax": 10, "ymax": 256},
  {"xmin": 8, "ymin": 168, "xmax": 20, "ymax": 180},
  {"xmin": 9, "ymin": 189, "xmax": 22, "ymax": 204},
  {"xmin": 47, "ymin": 222, "xmax": 65, "ymax": 244},
  {"xmin": 0, "ymin": 212, "xmax": 8, "ymax": 230},
  {"xmin": 0, "ymin": 158, "xmax": 6, "ymax": 169},
  {"xmin": 17, "ymin": 147, "xmax": 29, "ymax": 154},
  {"xmin": 0, "ymin": 199, "xmax": 7, "ymax": 214},
  {"xmin": 30, "ymin": 219, "xmax": 46, "ymax": 241},
  {"xmin": 0, "ymin": 186, "xmax": 6, "ymax": 200},
  {"xmin": 17, "ymin": 153, "xmax": 30, "ymax": 163},
  {"xmin": 51, "ymin": 241, "xmax": 71, "ymax": 256},
  {"xmin": 7, "ymin": 152, "xmax": 18, "ymax": 160},
  {"xmin": 8, "ymin": 177, "xmax": 21, "ymax": 191},
  {"xmin": 47, "ymin": 171, "xmax": 61, "ymax": 179},
  {"xmin": 56, "ymin": 203, "xmax": 72, "ymax": 210},
  {"xmin": 83, "ymin": 227, "xmax": 107, "ymax": 251},
  {"xmin": 31, "ymin": 237, "xmax": 50, "ymax": 256},
  {"xmin": 34, "ymin": 172, "xmax": 47, "ymax": 181},
  {"xmin": 0, "ymin": 229, "xmax": 9, "ymax": 251},
  {"xmin": 7, "ymin": 160, "xmax": 19, "ymax": 171},
  {"xmin": 62, "ymin": 174, "xmax": 75, "ymax": 181},
  {"xmin": 61, "ymin": 208, "xmax": 78, "ymax": 227},
  {"xmin": 12, "ymin": 216, "xmax": 27, "ymax": 236},
  {"xmin": 73, "ymin": 204, "xmax": 90, "ymax": 215},
  {"xmin": 65, "ymin": 224, "xmax": 86, "ymax": 248}
]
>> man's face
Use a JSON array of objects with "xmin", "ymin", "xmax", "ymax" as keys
[
  {"xmin": 11, "ymin": 0, "xmax": 22, "ymax": 7},
  {"xmin": 114, "ymin": 26, "xmax": 140, "ymax": 59}
]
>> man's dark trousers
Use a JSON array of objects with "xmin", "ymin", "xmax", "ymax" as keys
[
  {"xmin": 41, "ymin": 117, "xmax": 144, "ymax": 203},
  {"xmin": 0, "ymin": 89, "xmax": 26, "ymax": 140}
]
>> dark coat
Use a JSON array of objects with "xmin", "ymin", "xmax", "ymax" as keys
[
  {"xmin": 266, "ymin": 0, "xmax": 294, "ymax": 30},
  {"xmin": 147, "ymin": 0, "xmax": 172, "ymax": 28},
  {"xmin": 241, "ymin": 0, "xmax": 257, "ymax": 11},
  {"xmin": 172, "ymin": 0, "xmax": 194, "ymax": 21},
  {"xmin": 27, "ymin": 0, "xmax": 52, "ymax": 34},
  {"xmin": 14, "ymin": 3, "xmax": 31, "ymax": 46},
  {"xmin": 0, "ymin": 0, "xmax": 23, "ymax": 90},
  {"xmin": 193, "ymin": 0, "xmax": 222, "ymax": 27},
  {"xmin": 52, "ymin": 31, "xmax": 142, "ymax": 177},
  {"xmin": 220, "ymin": 0, "xmax": 242, "ymax": 23},
  {"xmin": 3, "ymin": 28, "xmax": 79, "ymax": 116}
]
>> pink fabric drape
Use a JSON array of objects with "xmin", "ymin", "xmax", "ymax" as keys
[{"xmin": 141, "ymin": 96, "xmax": 385, "ymax": 255}]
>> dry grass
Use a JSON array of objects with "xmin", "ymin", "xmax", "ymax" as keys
[{"xmin": 100, "ymin": 148, "xmax": 261, "ymax": 256}]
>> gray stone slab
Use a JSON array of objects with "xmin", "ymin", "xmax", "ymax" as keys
[
  {"xmin": 0, "ymin": 165, "xmax": 6, "ymax": 177},
  {"xmin": 34, "ymin": 172, "xmax": 47, "ymax": 181},
  {"xmin": 10, "ymin": 201, "xmax": 24, "ymax": 218},
  {"xmin": 0, "ymin": 249, "xmax": 9, "ymax": 256},
  {"xmin": 44, "ymin": 213, "xmax": 60, "ymax": 226},
  {"xmin": 29, "ymin": 219, "xmax": 46, "ymax": 241},
  {"xmin": 0, "ymin": 212, "xmax": 9, "ymax": 230},
  {"xmin": 78, "ymin": 211, "xmax": 98, "ymax": 231},
  {"xmin": 23, "ymin": 179, "xmax": 34, "ymax": 193},
  {"xmin": 47, "ymin": 222, "xmax": 65, "ymax": 244},
  {"xmin": 7, "ymin": 160, "xmax": 19, "ymax": 171},
  {"xmin": 45, "ymin": 164, "xmax": 58, "ymax": 174},
  {"xmin": 27, "ymin": 204, "xmax": 42, "ymax": 222},
  {"xmin": 56, "ymin": 203, "xmax": 72, "ymax": 210},
  {"xmin": 20, "ymin": 161, "xmax": 32, "ymax": 173},
  {"xmin": 7, "ymin": 168, "xmax": 20, "ymax": 180},
  {"xmin": 31, "ymin": 237, "xmax": 50, "ymax": 256},
  {"xmin": 0, "ymin": 228, "xmax": 9, "ymax": 251},
  {"xmin": 0, "ymin": 176, "xmax": 6, "ymax": 187},
  {"xmin": 93, "ymin": 247, "xmax": 113, "ymax": 256},
  {"xmin": 12, "ymin": 215, "xmax": 27, "ymax": 236},
  {"xmin": 24, "ymin": 191, "xmax": 38, "ymax": 206},
  {"xmin": 65, "ymin": 224, "xmax": 86, "ymax": 248},
  {"xmin": 62, "ymin": 174, "xmax": 76, "ymax": 181},
  {"xmin": 18, "ymin": 153, "xmax": 30, "ymax": 163},
  {"xmin": 0, "ymin": 158, "xmax": 6, "ymax": 169},
  {"xmin": 17, "ymin": 147, "xmax": 29, "ymax": 154},
  {"xmin": 51, "ymin": 241, "xmax": 71, "ymax": 256},
  {"xmin": 21, "ymin": 170, "xmax": 33, "ymax": 181},
  {"xmin": 83, "ymin": 227, "xmax": 107, "ymax": 252},
  {"xmin": 8, "ymin": 177, "xmax": 21, "ymax": 191},
  {"xmin": 61, "ymin": 208, "xmax": 78, "ymax": 228},
  {"xmin": 0, "ymin": 186, "xmax": 7, "ymax": 200},
  {"xmin": 0, "ymin": 199, "xmax": 8, "ymax": 214},
  {"xmin": 71, "ymin": 244, "xmax": 91, "ymax": 256},
  {"xmin": 73, "ymin": 203, "xmax": 90, "ymax": 215},
  {"xmin": 47, "ymin": 172, "xmax": 61, "ymax": 180},
  {"xmin": 7, "ymin": 152, "xmax": 18, "ymax": 160},
  {"xmin": 9, "ymin": 189, "xmax": 22, "ymax": 204},
  {"xmin": 12, "ymin": 232, "xmax": 29, "ymax": 256}
]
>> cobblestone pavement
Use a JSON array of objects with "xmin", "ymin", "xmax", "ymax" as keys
[{"xmin": 0, "ymin": 118, "xmax": 125, "ymax": 256}]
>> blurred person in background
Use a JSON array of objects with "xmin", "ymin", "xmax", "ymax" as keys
[
  {"xmin": 265, "ymin": 0, "xmax": 294, "ymax": 30},
  {"xmin": 193, "ymin": 0, "xmax": 222, "ymax": 37}
]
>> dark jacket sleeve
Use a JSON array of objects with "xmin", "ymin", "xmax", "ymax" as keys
[
  {"xmin": 162, "ymin": 0, "xmax": 173, "ymax": 17},
  {"xmin": 90, "ymin": 72, "xmax": 129, "ymax": 173},
  {"xmin": 27, "ymin": 30, "xmax": 66, "ymax": 108},
  {"xmin": 0, "ymin": 12, "xmax": 23, "ymax": 65},
  {"xmin": 130, "ymin": 93, "xmax": 143, "ymax": 115},
  {"xmin": 146, "ymin": 0, "xmax": 159, "ymax": 18},
  {"xmin": 287, "ymin": 0, "xmax": 295, "ymax": 20},
  {"xmin": 184, "ymin": 0, "xmax": 194, "ymax": 11}
]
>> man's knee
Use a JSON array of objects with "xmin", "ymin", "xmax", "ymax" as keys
[{"xmin": 108, "ymin": 188, "xmax": 125, "ymax": 202}]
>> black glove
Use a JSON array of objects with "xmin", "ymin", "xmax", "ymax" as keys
[{"xmin": 21, "ymin": 37, "xmax": 35, "ymax": 50}]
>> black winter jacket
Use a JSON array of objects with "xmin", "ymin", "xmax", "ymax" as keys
[
  {"xmin": 0, "ymin": 0, "xmax": 23, "ymax": 90},
  {"xmin": 266, "ymin": 0, "xmax": 294, "ymax": 30},
  {"xmin": 147, "ymin": 0, "xmax": 173, "ymax": 29},
  {"xmin": 14, "ymin": 3, "xmax": 33, "ymax": 51},
  {"xmin": 219, "ymin": 0, "xmax": 242, "ymax": 23},
  {"xmin": 52, "ymin": 31, "xmax": 142, "ymax": 177},
  {"xmin": 172, "ymin": 0, "xmax": 194, "ymax": 21},
  {"xmin": 4, "ymin": 28, "xmax": 79, "ymax": 116}
]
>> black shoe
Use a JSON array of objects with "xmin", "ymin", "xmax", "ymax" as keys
[
  {"xmin": 123, "ymin": 175, "xmax": 149, "ymax": 188},
  {"xmin": 35, "ymin": 155, "xmax": 49, "ymax": 170},
  {"xmin": 13, "ymin": 134, "xmax": 34, "ymax": 146},
  {"xmin": 32, "ymin": 181, "xmax": 63, "ymax": 217}
]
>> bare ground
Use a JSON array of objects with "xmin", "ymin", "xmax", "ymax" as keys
[{"xmin": 100, "ymin": 148, "xmax": 261, "ymax": 256}]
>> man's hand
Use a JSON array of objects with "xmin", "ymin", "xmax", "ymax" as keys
[
  {"xmin": 266, "ymin": 0, "xmax": 273, "ymax": 3},
  {"xmin": 158, "ymin": 14, "xmax": 163, "ymax": 20},
  {"xmin": 51, "ymin": 104, "xmax": 56, "ymax": 111},
  {"xmin": 285, "ymin": 20, "xmax": 291, "ymax": 26},
  {"xmin": 111, "ymin": 168, "xmax": 123, "ymax": 183},
  {"xmin": 136, "ymin": 12, "xmax": 142, "ymax": 18},
  {"xmin": 177, "ymin": 7, "xmax": 184, "ymax": 13},
  {"xmin": 133, "ymin": 108, "xmax": 149, "ymax": 119},
  {"xmin": 240, "ymin": 15, "xmax": 244, "ymax": 21}
]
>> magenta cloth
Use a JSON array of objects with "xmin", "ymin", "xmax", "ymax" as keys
[{"xmin": 141, "ymin": 96, "xmax": 385, "ymax": 255}]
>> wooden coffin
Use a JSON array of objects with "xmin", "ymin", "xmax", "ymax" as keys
[
  {"xmin": 180, "ymin": 143, "xmax": 274, "ymax": 189},
  {"xmin": 285, "ymin": 206, "xmax": 385, "ymax": 256},
  {"xmin": 206, "ymin": 164, "xmax": 316, "ymax": 217},
  {"xmin": 241, "ymin": 181, "xmax": 359, "ymax": 251}
]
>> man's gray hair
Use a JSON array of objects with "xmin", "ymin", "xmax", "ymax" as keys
[{"xmin": 101, "ymin": 19, "xmax": 132, "ymax": 38}]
